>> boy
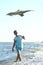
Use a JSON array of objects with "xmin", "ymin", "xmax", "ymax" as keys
[{"xmin": 12, "ymin": 30, "xmax": 25, "ymax": 62}]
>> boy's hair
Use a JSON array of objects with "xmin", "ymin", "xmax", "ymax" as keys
[{"xmin": 14, "ymin": 30, "xmax": 17, "ymax": 33}]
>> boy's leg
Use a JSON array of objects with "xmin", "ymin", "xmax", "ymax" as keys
[
  {"xmin": 14, "ymin": 53, "xmax": 19, "ymax": 62},
  {"xmin": 18, "ymin": 52, "xmax": 21, "ymax": 61},
  {"xmin": 14, "ymin": 50, "xmax": 19, "ymax": 62},
  {"xmin": 16, "ymin": 50, "xmax": 21, "ymax": 62}
]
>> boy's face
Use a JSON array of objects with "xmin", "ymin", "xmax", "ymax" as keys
[{"xmin": 14, "ymin": 31, "xmax": 17, "ymax": 35}]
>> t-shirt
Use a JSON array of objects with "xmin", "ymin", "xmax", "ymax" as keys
[{"xmin": 14, "ymin": 35, "xmax": 23, "ymax": 50}]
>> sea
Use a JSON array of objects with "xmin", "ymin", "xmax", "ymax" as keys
[{"xmin": 0, "ymin": 42, "xmax": 43, "ymax": 65}]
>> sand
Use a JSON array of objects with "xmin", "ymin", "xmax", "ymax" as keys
[
  {"xmin": 0, "ymin": 58, "xmax": 15, "ymax": 65},
  {"xmin": 0, "ymin": 57, "xmax": 43, "ymax": 65}
]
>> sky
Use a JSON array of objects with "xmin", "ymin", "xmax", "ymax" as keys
[{"xmin": 0, "ymin": 0, "xmax": 43, "ymax": 42}]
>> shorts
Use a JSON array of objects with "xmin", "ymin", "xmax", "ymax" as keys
[{"xmin": 16, "ymin": 47, "xmax": 22, "ymax": 55}]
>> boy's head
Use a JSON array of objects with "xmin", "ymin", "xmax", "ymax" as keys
[{"xmin": 14, "ymin": 30, "xmax": 18, "ymax": 35}]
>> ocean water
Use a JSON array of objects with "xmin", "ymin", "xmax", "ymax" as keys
[{"xmin": 0, "ymin": 42, "xmax": 43, "ymax": 65}]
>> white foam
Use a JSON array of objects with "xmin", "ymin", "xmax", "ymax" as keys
[
  {"xmin": 12, "ymin": 61, "xmax": 43, "ymax": 65},
  {"xmin": 12, "ymin": 50, "xmax": 43, "ymax": 65}
]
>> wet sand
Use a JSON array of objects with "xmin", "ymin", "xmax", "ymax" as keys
[
  {"xmin": 0, "ymin": 57, "xmax": 43, "ymax": 65},
  {"xmin": 0, "ymin": 58, "xmax": 15, "ymax": 65}
]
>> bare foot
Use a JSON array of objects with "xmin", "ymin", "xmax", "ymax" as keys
[{"xmin": 14, "ymin": 60, "xmax": 21, "ymax": 62}]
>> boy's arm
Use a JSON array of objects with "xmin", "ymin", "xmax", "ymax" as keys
[
  {"xmin": 12, "ymin": 40, "xmax": 16, "ymax": 52},
  {"xmin": 22, "ymin": 36, "xmax": 25, "ymax": 40}
]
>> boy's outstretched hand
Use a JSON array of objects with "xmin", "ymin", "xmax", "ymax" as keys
[{"xmin": 22, "ymin": 36, "xmax": 25, "ymax": 40}]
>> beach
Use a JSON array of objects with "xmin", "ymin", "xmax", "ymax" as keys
[
  {"xmin": 0, "ymin": 42, "xmax": 43, "ymax": 65},
  {"xmin": 0, "ymin": 51, "xmax": 43, "ymax": 65}
]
